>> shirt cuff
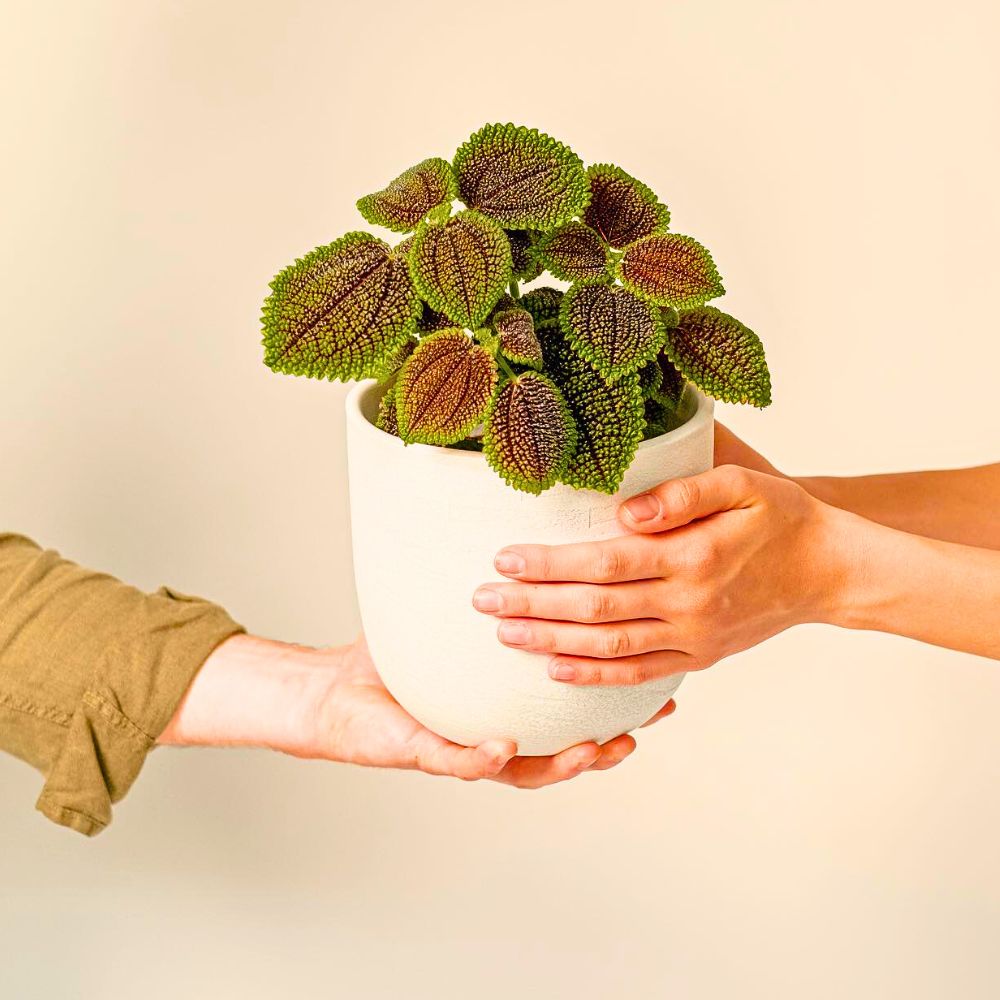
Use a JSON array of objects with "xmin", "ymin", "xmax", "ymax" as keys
[{"xmin": 35, "ymin": 587, "xmax": 244, "ymax": 836}]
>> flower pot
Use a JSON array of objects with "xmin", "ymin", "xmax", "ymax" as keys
[{"xmin": 346, "ymin": 380, "xmax": 714, "ymax": 756}]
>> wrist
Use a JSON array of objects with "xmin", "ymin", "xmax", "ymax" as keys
[{"xmin": 158, "ymin": 634, "xmax": 342, "ymax": 756}]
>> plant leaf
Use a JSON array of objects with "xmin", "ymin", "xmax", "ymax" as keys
[
  {"xmin": 395, "ymin": 329, "xmax": 499, "ymax": 443},
  {"xmin": 560, "ymin": 282, "xmax": 665, "ymax": 380},
  {"xmin": 506, "ymin": 230, "xmax": 543, "ymax": 281},
  {"xmin": 408, "ymin": 210, "xmax": 512, "ymax": 329},
  {"xmin": 377, "ymin": 391, "xmax": 401, "ymax": 437},
  {"xmin": 643, "ymin": 397, "xmax": 689, "ymax": 439},
  {"xmin": 520, "ymin": 286, "xmax": 564, "ymax": 330},
  {"xmin": 417, "ymin": 302, "xmax": 453, "ymax": 334},
  {"xmin": 617, "ymin": 233, "xmax": 724, "ymax": 308},
  {"xmin": 375, "ymin": 334, "xmax": 418, "ymax": 383},
  {"xmin": 534, "ymin": 221, "xmax": 610, "ymax": 282},
  {"xmin": 582, "ymin": 164, "xmax": 670, "ymax": 249},
  {"xmin": 665, "ymin": 306, "xmax": 771, "ymax": 406},
  {"xmin": 262, "ymin": 233, "xmax": 419, "ymax": 381},
  {"xmin": 638, "ymin": 350, "xmax": 686, "ymax": 407},
  {"xmin": 492, "ymin": 307, "xmax": 542, "ymax": 368},
  {"xmin": 453, "ymin": 123, "xmax": 589, "ymax": 229},
  {"xmin": 542, "ymin": 333, "xmax": 645, "ymax": 494},
  {"xmin": 357, "ymin": 158, "xmax": 457, "ymax": 233},
  {"xmin": 483, "ymin": 372, "xmax": 577, "ymax": 494}
]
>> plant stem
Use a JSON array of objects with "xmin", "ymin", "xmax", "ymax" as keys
[{"xmin": 496, "ymin": 353, "xmax": 517, "ymax": 381}]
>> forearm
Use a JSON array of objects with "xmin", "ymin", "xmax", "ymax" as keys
[
  {"xmin": 796, "ymin": 465, "xmax": 1000, "ymax": 549},
  {"xmin": 158, "ymin": 634, "xmax": 339, "ymax": 757},
  {"xmin": 829, "ymin": 510, "xmax": 1000, "ymax": 659}
]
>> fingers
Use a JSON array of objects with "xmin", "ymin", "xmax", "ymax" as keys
[
  {"xmin": 494, "ymin": 533, "xmax": 667, "ymax": 584},
  {"xmin": 472, "ymin": 580, "xmax": 657, "ymax": 623},
  {"xmin": 494, "ymin": 735, "xmax": 636, "ymax": 788},
  {"xmin": 546, "ymin": 649, "xmax": 694, "ymax": 686},
  {"xmin": 415, "ymin": 736, "xmax": 517, "ymax": 781},
  {"xmin": 495, "ymin": 617, "xmax": 676, "ymax": 661},
  {"xmin": 640, "ymin": 698, "xmax": 677, "ymax": 727},
  {"xmin": 618, "ymin": 463, "xmax": 757, "ymax": 534}
]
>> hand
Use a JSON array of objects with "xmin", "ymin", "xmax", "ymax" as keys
[
  {"xmin": 473, "ymin": 464, "xmax": 854, "ymax": 685},
  {"xmin": 160, "ymin": 633, "xmax": 653, "ymax": 787}
]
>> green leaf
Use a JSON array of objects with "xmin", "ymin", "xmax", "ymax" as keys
[
  {"xmin": 483, "ymin": 372, "xmax": 577, "ymax": 494},
  {"xmin": 357, "ymin": 158, "xmax": 458, "ymax": 233},
  {"xmin": 417, "ymin": 302, "xmax": 454, "ymax": 334},
  {"xmin": 492, "ymin": 307, "xmax": 542, "ymax": 368},
  {"xmin": 506, "ymin": 230, "xmax": 543, "ymax": 281},
  {"xmin": 377, "ymin": 391, "xmax": 401, "ymax": 437},
  {"xmin": 638, "ymin": 350, "xmax": 686, "ymax": 407},
  {"xmin": 617, "ymin": 233, "xmax": 724, "ymax": 308},
  {"xmin": 520, "ymin": 286, "xmax": 564, "ymax": 330},
  {"xmin": 395, "ymin": 329, "xmax": 499, "ymax": 444},
  {"xmin": 453, "ymin": 123, "xmax": 589, "ymax": 229},
  {"xmin": 583, "ymin": 164, "xmax": 670, "ymax": 249},
  {"xmin": 643, "ymin": 396, "xmax": 689, "ymax": 439},
  {"xmin": 262, "ymin": 233, "xmax": 419, "ymax": 381},
  {"xmin": 560, "ymin": 282, "xmax": 665, "ymax": 380},
  {"xmin": 542, "ymin": 332, "xmax": 645, "ymax": 494},
  {"xmin": 534, "ymin": 221, "xmax": 610, "ymax": 282},
  {"xmin": 408, "ymin": 210, "xmax": 512, "ymax": 329},
  {"xmin": 665, "ymin": 306, "xmax": 771, "ymax": 406}
]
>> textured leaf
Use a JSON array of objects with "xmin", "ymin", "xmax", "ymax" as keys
[
  {"xmin": 377, "ymin": 392, "xmax": 401, "ymax": 437},
  {"xmin": 583, "ymin": 165, "xmax": 670, "ymax": 249},
  {"xmin": 665, "ymin": 306, "xmax": 771, "ymax": 406},
  {"xmin": 262, "ymin": 233, "xmax": 419, "ymax": 381},
  {"xmin": 357, "ymin": 158, "xmax": 457, "ymax": 233},
  {"xmin": 375, "ymin": 334, "xmax": 418, "ymax": 382},
  {"xmin": 409, "ymin": 210, "xmax": 512, "ymax": 329},
  {"xmin": 542, "ymin": 333, "xmax": 645, "ymax": 494},
  {"xmin": 417, "ymin": 302, "xmax": 454, "ymax": 334},
  {"xmin": 506, "ymin": 230, "xmax": 543, "ymax": 281},
  {"xmin": 483, "ymin": 372, "xmax": 577, "ymax": 494},
  {"xmin": 394, "ymin": 235, "xmax": 415, "ymax": 260},
  {"xmin": 492, "ymin": 307, "xmax": 542, "ymax": 368},
  {"xmin": 643, "ymin": 397, "xmax": 689, "ymax": 439},
  {"xmin": 453, "ymin": 123, "xmax": 589, "ymax": 229},
  {"xmin": 617, "ymin": 233, "xmax": 724, "ymax": 308},
  {"xmin": 395, "ymin": 329, "xmax": 499, "ymax": 444},
  {"xmin": 534, "ymin": 221, "xmax": 610, "ymax": 282},
  {"xmin": 638, "ymin": 350, "xmax": 686, "ymax": 407},
  {"xmin": 520, "ymin": 286, "xmax": 564, "ymax": 330},
  {"xmin": 560, "ymin": 282, "xmax": 665, "ymax": 380}
]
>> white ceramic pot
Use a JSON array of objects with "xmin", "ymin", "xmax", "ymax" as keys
[{"xmin": 346, "ymin": 380, "xmax": 714, "ymax": 755}]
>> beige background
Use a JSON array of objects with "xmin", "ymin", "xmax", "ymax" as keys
[{"xmin": 2, "ymin": 1, "xmax": 999, "ymax": 996}]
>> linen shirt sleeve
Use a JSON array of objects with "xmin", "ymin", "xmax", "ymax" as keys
[{"xmin": 0, "ymin": 533, "xmax": 244, "ymax": 836}]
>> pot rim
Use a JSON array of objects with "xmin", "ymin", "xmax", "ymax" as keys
[{"xmin": 346, "ymin": 379, "xmax": 713, "ymax": 461}]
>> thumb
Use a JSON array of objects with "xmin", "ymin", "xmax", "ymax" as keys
[{"xmin": 618, "ymin": 464, "xmax": 756, "ymax": 534}]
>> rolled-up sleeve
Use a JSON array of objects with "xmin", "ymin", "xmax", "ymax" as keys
[{"xmin": 0, "ymin": 533, "xmax": 244, "ymax": 836}]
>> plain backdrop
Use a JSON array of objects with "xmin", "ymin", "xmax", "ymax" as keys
[{"xmin": 2, "ymin": 1, "xmax": 999, "ymax": 997}]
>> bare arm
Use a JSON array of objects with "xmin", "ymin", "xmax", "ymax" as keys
[{"xmin": 714, "ymin": 423, "xmax": 1000, "ymax": 549}]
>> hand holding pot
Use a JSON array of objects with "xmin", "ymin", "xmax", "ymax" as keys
[{"xmin": 474, "ymin": 465, "xmax": 846, "ymax": 684}]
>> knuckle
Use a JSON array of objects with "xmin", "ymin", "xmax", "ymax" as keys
[
  {"xmin": 601, "ymin": 628, "xmax": 631, "ymax": 658},
  {"xmin": 595, "ymin": 547, "xmax": 628, "ymax": 582},
  {"xmin": 717, "ymin": 463, "xmax": 752, "ymax": 493},
  {"xmin": 664, "ymin": 477, "xmax": 701, "ymax": 517},
  {"xmin": 582, "ymin": 589, "xmax": 615, "ymax": 622}
]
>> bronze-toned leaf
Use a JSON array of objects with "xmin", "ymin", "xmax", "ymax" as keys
[
  {"xmin": 520, "ymin": 286, "xmax": 564, "ymax": 330},
  {"xmin": 617, "ymin": 233, "xmax": 724, "ymax": 308},
  {"xmin": 357, "ymin": 158, "xmax": 458, "ymax": 233},
  {"xmin": 395, "ymin": 329, "xmax": 499, "ymax": 443},
  {"xmin": 638, "ymin": 351, "xmax": 686, "ymax": 407},
  {"xmin": 492, "ymin": 307, "xmax": 542, "ymax": 368},
  {"xmin": 453, "ymin": 123, "xmax": 590, "ymax": 229},
  {"xmin": 262, "ymin": 233, "xmax": 420, "ymax": 381},
  {"xmin": 583, "ymin": 164, "xmax": 670, "ymax": 249},
  {"xmin": 534, "ymin": 221, "xmax": 610, "ymax": 282},
  {"xmin": 560, "ymin": 282, "xmax": 665, "ymax": 380},
  {"xmin": 408, "ymin": 210, "xmax": 512, "ymax": 329},
  {"xmin": 483, "ymin": 372, "xmax": 576, "ymax": 494},
  {"xmin": 377, "ymin": 391, "xmax": 401, "ymax": 437},
  {"xmin": 506, "ymin": 230, "xmax": 543, "ymax": 281}
]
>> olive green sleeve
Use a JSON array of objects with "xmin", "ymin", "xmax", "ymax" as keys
[{"xmin": 0, "ymin": 533, "xmax": 245, "ymax": 836}]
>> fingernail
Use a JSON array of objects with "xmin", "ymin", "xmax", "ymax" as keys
[
  {"xmin": 495, "ymin": 551, "xmax": 526, "ymax": 575},
  {"xmin": 550, "ymin": 661, "xmax": 576, "ymax": 682},
  {"xmin": 472, "ymin": 588, "xmax": 502, "ymax": 612},
  {"xmin": 498, "ymin": 622, "xmax": 531, "ymax": 645},
  {"xmin": 623, "ymin": 494, "xmax": 660, "ymax": 522}
]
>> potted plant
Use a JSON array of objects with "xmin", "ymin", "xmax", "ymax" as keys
[{"xmin": 261, "ymin": 124, "xmax": 771, "ymax": 754}]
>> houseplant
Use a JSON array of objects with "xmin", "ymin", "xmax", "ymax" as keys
[{"xmin": 262, "ymin": 124, "xmax": 771, "ymax": 754}]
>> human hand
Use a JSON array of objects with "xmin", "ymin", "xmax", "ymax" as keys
[
  {"xmin": 473, "ymin": 465, "xmax": 856, "ymax": 685},
  {"xmin": 160, "ymin": 633, "xmax": 651, "ymax": 787}
]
